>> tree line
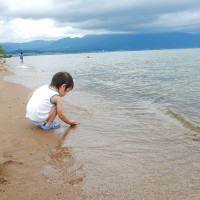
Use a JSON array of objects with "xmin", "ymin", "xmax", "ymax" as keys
[{"xmin": 0, "ymin": 45, "xmax": 11, "ymax": 58}]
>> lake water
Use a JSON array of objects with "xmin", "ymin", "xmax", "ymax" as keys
[{"xmin": 5, "ymin": 49, "xmax": 200, "ymax": 199}]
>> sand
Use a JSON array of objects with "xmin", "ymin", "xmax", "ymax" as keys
[{"xmin": 0, "ymin": 61, "xmax": 83, "ymax": 200}]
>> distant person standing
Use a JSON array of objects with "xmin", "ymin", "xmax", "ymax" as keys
[{"xmin": 20, "ymin": 52, "xmax": 23, "ymax": 62}]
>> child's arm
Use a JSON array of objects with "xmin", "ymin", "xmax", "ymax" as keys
[{"xmin": 53, "ymin": 96, "xmax": 78, "ymax": 126}]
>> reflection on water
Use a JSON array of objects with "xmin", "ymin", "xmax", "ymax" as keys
[{"xmin": 42, "ymin": 126, "xmax": 85, "ymax": 185}]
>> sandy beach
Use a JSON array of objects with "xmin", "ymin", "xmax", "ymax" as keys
[{"xmin": 0, "ymin": 61, "xmax": 82, "ymax": 200}]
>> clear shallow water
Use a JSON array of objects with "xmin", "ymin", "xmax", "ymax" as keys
[{"xmin": 5, "ymin": 49, "xmax": 200, "ymax": 199}]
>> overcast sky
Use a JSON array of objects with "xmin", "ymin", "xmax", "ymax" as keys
[{"xmin": 0, "ymin": 0, "xmax": 200, "ymax": 43}]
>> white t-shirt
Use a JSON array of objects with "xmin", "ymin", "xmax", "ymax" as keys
[{"xmin": 26, "ymin": 85, "xmax": 60, "ymax": 122}]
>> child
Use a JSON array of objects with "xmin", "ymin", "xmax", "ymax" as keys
[{"xmin": 26, "ymin": 71, "xmax": 78, "ymax": 130}]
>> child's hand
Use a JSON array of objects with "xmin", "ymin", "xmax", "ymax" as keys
[{"xmin": 69, "ymin": 120, "xmax": 79, "ymax": 126}]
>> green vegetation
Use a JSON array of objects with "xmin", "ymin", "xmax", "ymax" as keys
[
  {"xmin": 167, "ymin": 108, "xmax": 200, "ymax": 133},
  {"xmin": 0, "ymin": 45, "xmax": 12, "ymax": 58}
]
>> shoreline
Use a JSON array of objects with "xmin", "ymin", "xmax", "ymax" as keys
[{"xmin": 0, "ymin": 61, "xmax": 81, "ymax": 200}]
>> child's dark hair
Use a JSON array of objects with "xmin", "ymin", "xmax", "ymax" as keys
[{"xmin": 50, "ymin": 72, "xmax": 74, "ymax": 90}]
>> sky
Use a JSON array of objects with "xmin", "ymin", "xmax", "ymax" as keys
[{"xmin": 0, "ymin": 0, "xmax": 200, "ymax": 43}]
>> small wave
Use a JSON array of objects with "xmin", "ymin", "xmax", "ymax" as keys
[
  {"xmin": 65, "ymin": 102, "xmax": 93, "ymax": 118},
  {"xmin": 167, "ymin": 108, "xmax": 200, "ymax": 133},
  {"xmin": 16, "ymin": 64, "xmax": 45, "ymax": 73},
  {"xmin": 17, "ymin": 65, "xmax": 29, "ymax": 69}
]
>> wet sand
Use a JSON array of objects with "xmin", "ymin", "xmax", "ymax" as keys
[{"xmin": 0, "ymin": 61, "xmax": 82, "ymax": 200}]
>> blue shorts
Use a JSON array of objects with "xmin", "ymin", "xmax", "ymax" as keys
[{"xmin": 32, "ymin": 121, "xmax": 46, "ymax": 126}]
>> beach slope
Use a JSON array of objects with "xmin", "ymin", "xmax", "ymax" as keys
[{"xmin": 0, "ymin": 61, "xmax": 81, "ymax": 200}]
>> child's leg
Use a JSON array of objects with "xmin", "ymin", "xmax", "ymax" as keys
[{"xmin": 45, "ymin": 105, "xmax": 57, "ymax": 126}]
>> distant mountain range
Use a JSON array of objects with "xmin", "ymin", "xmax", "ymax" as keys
[{"xmin": 1, "ymin": 33, "xmax": 200, "ymax": 54}]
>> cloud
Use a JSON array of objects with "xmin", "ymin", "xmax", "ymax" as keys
[
  {"xmin": 143, "ymin": 9, "xmax": 200, "ymax": 33},
  {"xmin": 0, "ymin": 0, "xmax": 200, "ymax": 42},
  {"xmin": 0, "ymin": 18, "xmax": 86, "ymax": 42}
]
